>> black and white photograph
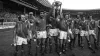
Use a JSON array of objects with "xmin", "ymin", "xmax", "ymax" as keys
[{"xmin": 0, "ymin": 0, "xmax": 100, "ymax": 56}]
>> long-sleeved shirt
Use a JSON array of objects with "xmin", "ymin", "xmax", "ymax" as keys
[
  {"xmin": 15, "ymin": 21, "xmax": 28, "ymax": 38},
  {"xmin": 58, "ymin": 19, "xmax": 68, "ymax": 31},
  {"xmin": 80, "ymin": 21, "xmax": 88, "ymax": 30},
  {"xmin": 74, "ymin": 19, "xmax": 80, "ymax": 29},
  {"xmin": 89, "ymin": 20, "xmax": 96, "ymax": 30}
]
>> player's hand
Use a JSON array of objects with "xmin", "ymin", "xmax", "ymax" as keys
[
  {"xmin": 11, "ymin": 43, "xmax": 16, "ymax": 46},
  {"xmin": 52, "ymin": 2, "xmax": 56, "ymax": 7},
  {"xmin": 27, "ymin": 37, "xmax": 31, "ymax": 41},
  {"xmin": 94, "ymin": 29, "xmax": 97, "ymax": 34},
  {"xmin": 33, "ymin": 39, "xmax": 36, "ymax": 42}
]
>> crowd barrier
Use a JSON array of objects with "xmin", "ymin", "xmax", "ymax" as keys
[{"xmin": 0, "ymin": 22, "xmax": 16, "ymax": 29}]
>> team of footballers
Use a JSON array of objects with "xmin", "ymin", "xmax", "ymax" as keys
[{"xmin": 12, "ymin": 1, "xmax": 100, "ymax": 56}]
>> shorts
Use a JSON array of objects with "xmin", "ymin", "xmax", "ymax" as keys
[
  {"xmin": 68, "ymin": 29, "xmax": 72, "ymax": 34},
  {"xmin": 80, "ymin": 30, "xmax": 85, "ymax": 36},
  {"xmin": 16, "ymin": 35, "xmax": 28, "ymax": 45},
  {"xmin": 49, "ymin": 29, "xmax": 59, "ymax": 36},
  {"xmin": 85, "ymin": 31, "xmax": 89, "ymax": 36},
  {"xmin": 89, "ymin": 30, "xmax": 95, "ymax": 35},
  {"xmin": 75, "ymin": 29, "xmax": 79, "ymax": 34},
  {"xmin": 59, "ymin": 30, "xmax": 67, "ymax": 39},
  {"xmin": 30, "ymin": 23, "xmax": 33, "ymax": 26},
  {"xmin": 37, "ymin": 31, "xmax": 47, "ymax": 39}
]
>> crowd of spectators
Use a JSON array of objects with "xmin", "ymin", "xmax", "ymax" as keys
[
  {"xmin": 0, "ymin": 8, "xmax": 21, "ymax": 22},
  {"xmin": 0, "ymin": 7, "xmax": 41, "ymax": 25}
]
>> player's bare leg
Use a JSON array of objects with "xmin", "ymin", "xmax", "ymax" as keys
[
  {"xmin": 58, "ymin": 30, "xmax": 67, "ymax": 55},
  {"xmin": 55, "ymin": 36, "xmax": 59, "ymax": 53},
  {"xmin": 62, "ymin": 38, "xmax": 68, "ymax": 53},
  {"xmin": 68, "ymin": 34, "xmax": 74, "ymax": 50},
  {"xmin": 80, "ymin": 30, "xmax": 85, "ymax": 49},
  {"xmin": 41, "ymin": 38, "xmax": 46, "ymax": 55},
  {"xmin": 27, "ymin": 30, "xmax": 33, "ymax": 55},
  {"xmin": 59, "ymin": 39, "xmax": 63, "ymax": 55},
  {"xmin": 88, "ymin": 35, "xmax": 96, "ymax": 53},
  {"xmin": 88, "ymin": 30, "xmax": 96, "ymax": 53},
  {"xmin": 93, "ymin": 34, "xmax": 98, "ymax": 50},
  {"xmin": 73, "ymin": 34, "xmax": 77, "ymax": 48},
  {"xmin": 44, "ymin": 36, "xmax": 48, "ymax": 53},
  {"xmin": 49, "ymin": 36, "xmax": 53, "ymax": 53},
  {"xmin": 35, "ymin": 37, "xmax": 41, "ymax": 56}
]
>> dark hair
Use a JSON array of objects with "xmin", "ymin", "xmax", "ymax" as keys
[{"xmin": 18, "ymin": 16, "xmax": 21, "ymax": 21}]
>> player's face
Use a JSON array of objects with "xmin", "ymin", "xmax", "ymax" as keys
[
  {"xmin": 40, "ymin": 12, "xmax": 44, "ymax": 17},
  {"xmin": 77, "ymin": 15, "xmax": 80, "ymax": 18},
  {"xmin": 77, "ymin": 15, "xmax": 81, "ymax": 20},
  {"xmin": 29, "ymin": 14, "xmax": 33, "ymax": 16},
  {"xmin": 21, "ymin": 16, "xmax": 25, "ymax": 21},
  {"xmin": 90, "ymin": 16, "xmax": 93, "ymax": 20},
  {"xmin": 65, "ymin": 15, "xmax": 69, "ymax": 19}
]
